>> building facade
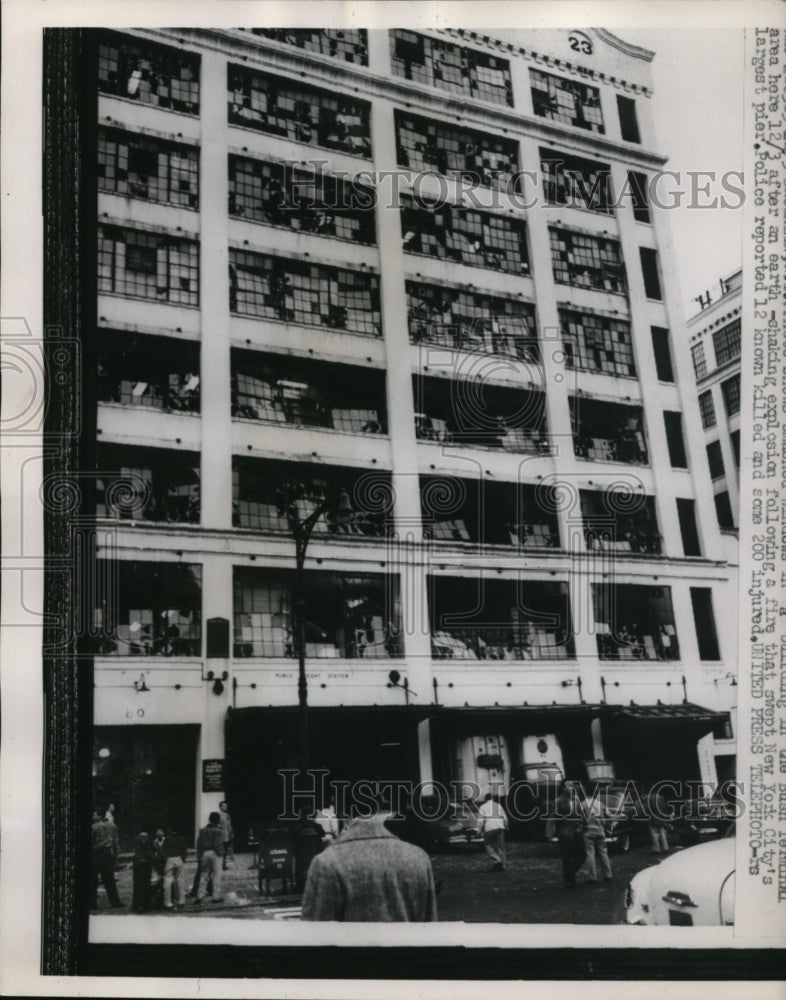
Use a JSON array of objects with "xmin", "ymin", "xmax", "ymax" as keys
[
  {"xmin": 58, "ymin": 27, "xmax": 739, "ymax": 845},
  {"xmin": 686, "ymin": 268, "xmax": 742, "ymax": 538}
]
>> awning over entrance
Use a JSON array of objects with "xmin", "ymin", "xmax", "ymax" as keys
[
  {"xmin": 603, "ymin": 701, "xmax": 728, "ymax": 727},
  {"xmin": 434, "ymin": 704, "xmax": 602, "ymax": 729}
]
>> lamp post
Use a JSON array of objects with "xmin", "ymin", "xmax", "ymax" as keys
[{"xmin": 275, "ymin": 483, "xmax": 332, "ymax": 784}]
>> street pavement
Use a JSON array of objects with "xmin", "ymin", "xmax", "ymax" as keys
[{"xmin": 95, "ymin": 839, "xmax": 665, "ymax": 923}]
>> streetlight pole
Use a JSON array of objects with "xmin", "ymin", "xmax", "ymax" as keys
[{"xmin": 281, "ymin": 489, "xmax": 332, "ymax": 785}]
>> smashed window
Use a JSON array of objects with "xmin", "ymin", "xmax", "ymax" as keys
[
  {"xmin": 406, "ymin": 280, "xmax": 538, "ymax": 361},
  {"xmin": 250, "ymin": 29, "xmax": 368, "ymax": 65},
  {"xmin": 530, "ymin": 69, "xmax": 604, "ymax": 133},
  {"xmin": 229, "ymin": 156, "xmax": 375, "ymax": 243},
  {"xmin": 540, "ymin": 150, "xmax": 613, "ymax": 214},
  {"xmin": 98, "ymin": 226, "xmax": 198, "ymax": 305},
  {"xmin": 569, "ymin": 397, "xmax": 648, "ymax": 464},
  {"xmin": 560, "ymin": 308, "xmax": 635, "ymax": 378},
  {"xmin": 98, "ymin": 32, "xmax": 200, "ymax": 114},
  {"xmin": 549, "ymin": 228, "xmax": 626, "ymax": 293},
  {"xmin": 401, "ymin": 196, "xmax": 528, "ymax": 274},
  {"xmin": 228, "ymin": 65, "xmax": 372, "ymax": 157},
  {"xmin": 390, "ymin": 30, "xmax": 512, "ymax": 106},
  {"xmin": 592, "ymin": 584, "xmax": 679, "ymax": 660},
  {"xmin": 98, "ymin": 128, "xmax": 199, "ymax": 208},
  {"xmin": 395, "ymin": 110, "xmax": 520, "ymax": 190},
  {"xmin": 91, "ymin": 561, "xmax": 202, "ymax": 656},
  {"xmin": 98, "ymin": 331, "xmax": 200, "ymax": 412}
]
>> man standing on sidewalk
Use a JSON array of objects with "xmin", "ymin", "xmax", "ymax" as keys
[
  {"xmin": 579, "ymin": 788, "xmax": 613, "ymax": 883},
  {"xmin": 193, "ymin": 812, "xmax": 223, "ymax": 905},
  {"xmin": 478, "ymin": 791, "xmax": 508, "ymax": 872},
  {"xmin": 91, "ymin": 807, "xmax": 123, "ymax": 909},
  {"xmin": 219, "ymin": 800, "xmax": 234, "ymax": 870}
]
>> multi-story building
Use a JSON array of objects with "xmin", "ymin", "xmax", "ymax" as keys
[
  {"xmin": 686, "ymin": 268, "xmax": 742, "ymax": 538},
  {"xmin": 53, "ymin": 27, "xmax": 738, "ymax": 844}
]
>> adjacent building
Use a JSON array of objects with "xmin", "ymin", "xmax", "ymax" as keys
[{"xmin": 47, "ymin": 27, "xmax": 738, "ymax": 844}]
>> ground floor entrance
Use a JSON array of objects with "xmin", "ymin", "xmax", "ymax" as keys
[{"xmin": 92, "ymin": 724, "xmax": 200, "ymax": 849}]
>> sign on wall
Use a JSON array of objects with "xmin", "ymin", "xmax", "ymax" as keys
[{"xmin": 202, "ymin": 758, "xmax": 224, "ymax": 793}]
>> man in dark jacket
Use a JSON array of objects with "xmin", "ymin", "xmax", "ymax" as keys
[
  {"xmin": 301, "ymin": 811, "xmax": 438, "ymax": 922},
  {"xmin": 91, "ymin": 808, "xmax": 123, "ymax": 909},
  {"xmin": 554, "ymin": 784, "xmax": 586, "ymax": 888}
]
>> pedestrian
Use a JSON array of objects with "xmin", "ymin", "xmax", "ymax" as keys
[
  {"xmin": 163, "ymin": 828, "xmax": 188, "ymax": 910},
  {"xmin": 647, "ymin": 785, "xmax": 672, "ymax": 855},
  {"xmin": 579, "ymin": 788, "xmax": 613, "ymax": 883},
  {"xmin": 301, "ymin": 806, "xmax": 437, "ymax": 921},
  {"xmin": 315, "ymin": 795, "xmax": 340, "ymax": 841},
  {"xmin": 555, "ymin": 784, "xmax": 586, "ymax": 888},
  {"xmin": 131, "ymin": 831, "xmax": 153, "ymax": 913},
  {"xmin": 193, "ymin": 812, "xmax": 223, "ymax": 905},
  {"xmin": 219, "ymin": 800, "xmax": 234, "ymax": 870},
  {"xmin": 150, "ymin": 828, "xmax": 167, "ymax": 909},
  {"xmin": 91, "ymin": 807, "xmax": 123, "ymax": 909},
  {"xmin": 478, "ymin": 791, "xmax": 508, "ymax": 872}
]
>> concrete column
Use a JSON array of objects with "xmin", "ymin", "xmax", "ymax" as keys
[
  {"xmin": 369, "ymin": 100, "xmax": 433, "ymax": 698},
  {"xmin": 668, "ymin": 580, "xmax": 703, "ymax": 702},
  {"xmin": 199, "ymin": 50, "xmax": 232, "ymax": 531}
]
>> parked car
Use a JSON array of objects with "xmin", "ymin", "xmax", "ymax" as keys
[
  {"xmin": 593, "ymin": 782, "xmax": 650, "ymax": 853},
  {"xmin": 624, "ymin": 834, "xmax": 735, "ymax": 926},
  {"xmin": 670, "ymin": 793, "xmax": 736, "ymax": 847},
  {"xmin": 507, "ymin": 761, "xmax": 564, "ymax": 840},
  {"xmin": 384, "ymin": 797, "xmax": 485, "ymax": 852}
]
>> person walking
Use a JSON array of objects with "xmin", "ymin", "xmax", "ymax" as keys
[
  {"xmin": 163, "ymin": 828, "xmax": 188, "ymax": 910},
  {"xmin": 151, "ymin": 828, "xmax": 167, "ymax": 909},
  {"xmin": 647, "ymin": 785, "xmax": 672, "ymax": 855},
  {"xmin": 301, "ymin": 808, "xmax": 437, "ymax": 921},
  {"xmin": 91, "ymin": 807, "xmax": 123, "ymax": 909},
  {"xmin": 478, "ymin": 791, "xmax": 508, "ymax": 872},
  {"xmin": 193, "ymin": 812, "xmax": 224, "ymax": 905},
  {"xmin": 579, "ymin": 788, "xmax": 613, "ymax": 883},
  {"xmin": 218, "ymin": 800, "xmax": 234, "ymax": 870},
  {"xmin": 555, "ymin": 784, "xmax": 586, "ymax": 888}
]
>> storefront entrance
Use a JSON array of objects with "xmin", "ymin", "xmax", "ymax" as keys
[
  {"xmin": 92, "ymin": 724, "xmax": 200, "ymax": 849},
  {"xmin": 225, "ymin": 706, "xmax": 430, "ymax": 840}
]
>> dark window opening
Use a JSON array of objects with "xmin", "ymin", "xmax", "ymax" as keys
[
  {"xmin": 232, "ymin": 458, "xmax": 393, "ymax": 538},
  {"xmin": 713, "ymin": 319, "xmax": 741, "ymax": 367},
  {"xmin": 581, "ymin": 490, "xmax": 661, "ymax": 554},
  {"xmin": 592, "ymin": 583, "xmax": 679, "ymax": 661},
  {"xmin": 714, "ymin": 490, "xmax": 734, "ymax": 530},
  {"xmin": 406, "ymin": 280, "xmax": 538, "ymax": 361},
  {"xmin": 98, "ymin": 32, "xmax": 200, "ymax": 114},
  {"xmin": 98, "ymin": 225, "xmax": 198, "ymax": 305},
  {"xmin": 639, "ymin": 247, "xmax": 662, "ymax": 300},
  {"xmin": 97, "ymin": 332, "xmax": 200, "ymax": 413},
  {"xmin": 664, "ymin": 411, "xmax": 688, "ymax": 469},
  {"xmin": 698, "ymin": 390, "xmax": 716, "ymax": 429},
  {"xmin": 676, "ymin": 498, "xmax": 701, "ymax": 556},
  {"xmin": 429, "ymin": 577, "xmax": 574, "ymax": 660},
  {"xmin": 569, "ymin": 397, "xmax": 648, "ymax": 464},
  {"xmin": 231, "ymin": 350, "xmax": 387, "ymax": 434},
  {"xmin": 550, "ymin": 228, "xmax": 626, "ymax": 294},
  {"xmin": 233, "ymin": 568, "xmax": 402, "ymax": 659},
  {"xmin": 617, "ymin": 95, "xmax": 640, "ymax": 143},
  {"xmin": 98, "ymin": 128, "xmax": 199, "ymax": 208},
  {"xmin": 395, "ymin": 110, "xmax": 520, "ymax": 191},
  {"xmin": 96, "ymin": 444, "xmax": 200, "ymax": 524},
  {"xmin": 627, "ymin": 171, "xmax": 651, "ymax": 223},
  {"xmin": 91, "ymin": 561, "xmax": 202, "ymax": 656},
  {"xmin": 540, "ymin": 150, "xmax": 613, "ymax": 214},
  {"xmin": 229, "ymin": 250, "xmax": 381, "ymax": 336},
  {"xmin": 690, "ymin": 588, "xmax": 721, "ymax": 660},
  {"xmin": 250, "ymin": 29, "xmax": 368, "ymax": 65},
  {"xmin": 530, "ymin": 68, "xmax": 604, "ymax": 133},
  {"xmin": 401, "ymin": 196, "xmax": 528, "ymax": 274},
  {"xmin": 229, "ymin": 156, "xmax": 375, "ymax": 244},
  {"xmin": 706, "ymin": 440, "xmax": 725, "ymax": 480},
  {"xmin": 731, "ymin": 430, "xmax": 740, "ymax": 468},
  {"xmin": 228, "ymin": 65, "xmax": 372, "ymax": 157},
  {"xmin": 650, "ymin": 326, "xmax": 674, "ymax": 382},
  {"xmin": 414, "ymin": 375, "xmax": 549, "ymax": 454},
  {"xmin": 721, "ymin": 375, "xmax": 740, "ymax": 417},
  {"xmin": 390, "ymin": 30, "xmax": 513, "ymax": 106},
  {"xmin": 560, "ymin": 308, "xmax": 636, "ymax": 378},
  {"xmin": 420, "ymin": 475, "xmax": 560, "ymax": 549}
]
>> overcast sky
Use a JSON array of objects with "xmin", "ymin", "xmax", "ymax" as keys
[{"xmin": 623, "ymin": 28, "xmax": 745, "ymax": 317}]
